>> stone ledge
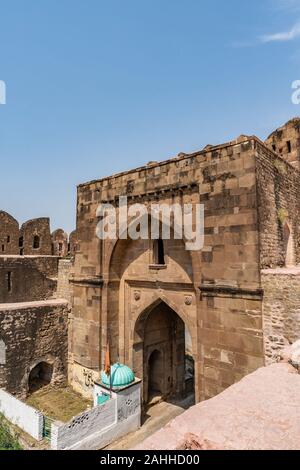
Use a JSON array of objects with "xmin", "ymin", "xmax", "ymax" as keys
[
  {"xmin": 200, "ymin": 284, "xmax": 263, "ymax": 299},
  {"xmin": 261, "ymin": 266, "xmax": 300, "ymax": 276},
  {"xmin": 0, "ymin": 298, "xmax": 69, "ymax": 311}
]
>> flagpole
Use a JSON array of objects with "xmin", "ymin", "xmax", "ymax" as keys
[
  {"xmin": 109, "ymin": 359, "xmax": 112, "ymax": 399},
  {"xmin": 108, "ymin": 328, "xmax": 112, "ymax": 398}
]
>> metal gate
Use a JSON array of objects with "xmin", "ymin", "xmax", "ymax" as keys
[{"xmin": 43, "ymin": 416, "xmax": 53, "ymax": 441}]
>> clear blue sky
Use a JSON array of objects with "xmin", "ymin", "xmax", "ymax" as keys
[{"xmin": 1, "ymin": 0, "xmax": 300, "ymax": 233}]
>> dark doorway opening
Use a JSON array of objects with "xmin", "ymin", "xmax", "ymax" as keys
[
  {"xmin": 28, "ymin": 362, "xmax": 53, "ymax": 393},
  {"xmin": 148, "ymin": 349, "xmax": 163, "ymax": 401}
]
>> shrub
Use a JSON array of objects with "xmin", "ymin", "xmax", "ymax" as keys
[{"xmin": 0, "ymin": 414, "xmax": 22, "ymax": 450}]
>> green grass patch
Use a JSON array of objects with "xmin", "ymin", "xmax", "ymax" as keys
[{"xmin": 0, "ymin": 414, "xmax": 22, "ymax": 450}]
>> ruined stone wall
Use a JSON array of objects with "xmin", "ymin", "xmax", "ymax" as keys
[
  {"xmin": 57, "ymin": 258, "xmax": 73, "ymax": 304},
  {"xmin": 262, "ymin": 268, "xmax": 300, "ymax": 364},
  {"xmin": 0, "ymin": 256, "xmax": 58, "ymax": 303},
  {"xmin": 69, "ymin": 230, "xmax": 78, "ymax": 257},
  {"xmin": 265, "ymin": 117, "xmax": 300, "ymax": 169},
  {"xmin": 256, "ymin": 141, "xmax": 300, "ymax": 268},
  {"xmin": 20, "ymin": 218, "xmax": 52, "ymax": 256},
  {"xmin": 51, "ymin": 229, "xmax": 69, "ymax": 257},
  {"xmin": 0, "ymin": 299, "xmax": 69, "ymax": 398},
  {"xmin": 71, "ymin": 136, "xmax": 265, "ymax": 401},
  {"xmin": 0, "ymin": 211, "xmax": 19, "ymax": 255}
]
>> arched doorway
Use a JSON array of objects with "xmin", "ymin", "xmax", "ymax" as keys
[
  {"xmin": 134, "ymin": 300, "xmax": 194, "ymax": 404},
  {"xmin": 28, "ymin": 362, "xmax": 53, "ymax": 393}
]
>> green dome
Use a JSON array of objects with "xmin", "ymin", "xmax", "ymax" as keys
[{"xmin": 101, "ymin": 363, "xmax": 135, "ymax": 389}]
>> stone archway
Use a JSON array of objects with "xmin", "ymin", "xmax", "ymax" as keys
[
  {"xmin": 28, "ymin": 361, "xmax": 53, "ymax": 393},
  {"xmin": 134, "ymin": 299, "xmax": 191, "ymax": 404}
]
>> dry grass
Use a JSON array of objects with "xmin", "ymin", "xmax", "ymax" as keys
[{"xmin": 26, "ymin": 385, "xmax": 93, "ymax": 422}]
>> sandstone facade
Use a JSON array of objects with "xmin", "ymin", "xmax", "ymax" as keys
[
  {"xmin": 2, "ymin": 118, "xmax": 300, "ymax": 411},
  {"xmin": 69, "ymin": 119, "xmax": 300, "ymax": 404}
]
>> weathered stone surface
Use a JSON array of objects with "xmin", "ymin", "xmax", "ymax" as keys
[
  {"xmin": 20, "ymin": 218, "xmax": 52, "ymax": 256},
  {"xmin": 0, "ymin": 211, "xmax": 19, "ymax": 255},
  {"xmin": 134, "ymin": 362, "xmax": 300, "ymax": 450},
  {"xmin": 281, "ymin": 340, "xmax": 300, "ymax": 368},
  {"xmin": 262, "ymin": 268, "xmax": 300, "ymax": 364},
  {"xmin": 256, "ymin": 140, "xmax": 300, "ymax": 269},
  {"xmin": 265, "ymin": 117, "xmax": 300, "ymax": 169},
  {"xmin": 51, "ymin": 229, "xmax": 68, "ymax": 257},
  {"xmin": 0, "ymin": 299, "xmax": 69, "ymax": 399},
  {"xmin": 0, "ymin": 255, "xmax": 59, "ymax": 303}
]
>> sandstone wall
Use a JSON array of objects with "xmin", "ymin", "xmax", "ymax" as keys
[
  {"xmin": 69, "ymin": 230, "xmax": 78, "ymax": 257},
  {"xmin": 51, "ymin": 229, "xmax": 69, "ymax": 257},
  {"xmin": 256, "ymin": 141, "xmax": 300, "ymax": 268},
  {"xmin": 57, "ymin": 258, "xmax": 73, "ymax": 304},
  {"xmin": 71, "ymin": 136, "xmax": 265, "ymax": 402},
  {"xmin": 265, "ymin": 117, "xmax": 300, "ymax": 169},
  {"xmin": 262, "ymin": 268, "xmax": 300, "ymax": 364},
  {"xmin": 0, "ymin": 299, "xmax": 69, "ymax": 398},
  {"xmin": 0, "ymin": 211, "xmax": 19, "ymax": 255},
  {"xmin": 20, "ymin": 218, "xmax": 52, "ymax": 256},
  {"xmin": 0, "ymin": 256, "xmax": 59, "ymax": 303}
]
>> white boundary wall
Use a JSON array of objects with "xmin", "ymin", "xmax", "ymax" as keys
[
  {"xmin": 0, "ymin": 389, "xmax": 43, "ymax": 440},
  {"xmin": 51, "ymin": 381, "xmax": 141, "ymax": 450}
]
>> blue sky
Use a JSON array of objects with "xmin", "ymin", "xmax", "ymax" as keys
[{"xmin": 1, "ymin": 0, "xmax": 300, "ymax": 233}]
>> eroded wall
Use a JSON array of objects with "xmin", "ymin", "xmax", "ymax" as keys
[
  {"xmin": 20, "ymin": 218, "xmax": 52, "ymax": 256},
  {"xmin": 52, "ymin": 229, "xmax": 69, "ymax": 257},
  {"xmin": 0, "ymin": 300, "xmax": 69, "ymax": 398},
  {"xmin": 0, "ymin": 256, "xmax": 58, "ymax": 303},
  {"xmin": 256, "ymin": 141, "xmax": 300, "ymax": 268},
  {"xmin": 262, "ymin": 268, "xmax": 300, "ymax": 364},
  {"xmin": 265, "ymin": 117, "xmax": 300, "ymax": 169},
  {"xmin": 0, "ymin": 211, "xmax": 19, "ymax": 255}
]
